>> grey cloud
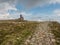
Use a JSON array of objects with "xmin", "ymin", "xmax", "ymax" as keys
[
  {"xmin": 0, "ymin": 0, "xmax": 60, "ymax": 9},
  {"xmin": 0, "ymin": 0, "xmax": 14, "ymax": 3},
  {"xmin": 0, "ymin": 0, "xmax": 10, "ymax": 2},
  {"xmin": 23, "ymin": 0, "xmax": 49, "ymax": 7},
  {"xmin": 0, "ymin": 0, "xmax": 16, "ymax": 6},
  {"xmin": 17, "ymin": 0, "xmax": 60, "ymax": 9},
  {"xmin": 16, "ymin": 0, "xmax": 60, "ymax": 9},
  {"xmin": 0, "ymin": 0, "xmax": 49, "ymax": 9},
  {"xmin": 17, "ymin": 0, "xmax": 50, "ymax": 9}
]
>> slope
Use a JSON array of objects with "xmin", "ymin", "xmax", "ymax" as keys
[{"xmin": 0, "ymin": 21, "xmax": 60, "ymax": 45}]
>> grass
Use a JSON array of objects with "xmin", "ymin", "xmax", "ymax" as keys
[
  {"xmin": 0, "ymin": 21, "xmax": 60, "ymax": 45},
  {"xmin": 0, "ymin": 22, "xmax": 38, "ymax": 45},
  {"xmin": 49, "ymin": 22, "xmax": 60, "ymax": 45}
]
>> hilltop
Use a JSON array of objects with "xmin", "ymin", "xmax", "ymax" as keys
[{"xmin": 0, "ymin": 21, "xmax": 60, "ymax": 45}]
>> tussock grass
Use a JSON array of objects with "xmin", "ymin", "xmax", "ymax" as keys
[
  {"xmin": 49, "ymin": 22, "xmax": 60, "ymax": 45},
  {"xmin": 0, "ymin": 22, "xmax": 38, "ymax": 45}
]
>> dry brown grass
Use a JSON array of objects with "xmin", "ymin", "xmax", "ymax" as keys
[{"xmin": 0, "ymin": 22, "xmax": 38, "ymax": 45}]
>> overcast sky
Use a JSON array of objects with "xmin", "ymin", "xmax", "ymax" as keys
[{"xmin": 0, "ymin": 0, "xmax": 60, "ymax": 22}]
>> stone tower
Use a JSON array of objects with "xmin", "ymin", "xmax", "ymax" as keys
[{"xmin": 19, "ymin": 14, "xmax": 24, "ymax": 21}]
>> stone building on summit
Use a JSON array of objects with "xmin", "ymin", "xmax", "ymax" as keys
[{"xmin": 19, "ymin": 14, "xmax": 24, "ymax": 21}]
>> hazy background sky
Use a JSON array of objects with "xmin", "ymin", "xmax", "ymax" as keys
[{"xmin": 0, "ymin": 0, "xmax": 60, "ymax": 22}]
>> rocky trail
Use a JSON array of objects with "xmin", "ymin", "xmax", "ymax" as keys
[{"xmin": 25, "ymin": 22, "xmax": 56, "ymax": 45}]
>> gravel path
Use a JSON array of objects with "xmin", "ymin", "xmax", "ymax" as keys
[{"xmin": 25, "ymin": 22, "xmax": 56, "ymax": 45}]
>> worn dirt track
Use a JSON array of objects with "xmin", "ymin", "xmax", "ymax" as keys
[{"xmin": 25, "ymin": 22, "xmax": 56, "ymax": 45}]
